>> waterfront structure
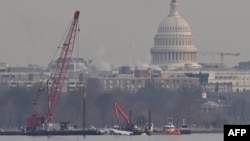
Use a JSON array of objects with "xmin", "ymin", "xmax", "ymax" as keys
[{"xmin": 150, "ymin": 0, "xmax": 200, "ymax": 70}]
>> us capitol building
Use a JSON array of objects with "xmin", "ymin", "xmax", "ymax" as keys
[
  {"xmin": 1, "ymin": 0, "xmax": 250, "ymax": 94},
  {"xmin": 150, "ymin": 0, "xmax": 201, "ymax": 70}
]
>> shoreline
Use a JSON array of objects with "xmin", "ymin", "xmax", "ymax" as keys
[{"xmin": 0, "ymin": 128, "xmax": 223, "ymax": 136}]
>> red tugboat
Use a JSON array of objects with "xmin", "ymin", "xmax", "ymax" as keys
[{"xmin": 162, "ymin": 122, "xmax": 181, "ymax": 135}]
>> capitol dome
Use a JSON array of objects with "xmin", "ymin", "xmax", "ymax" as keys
[
  {"xmin": 150, "ymin": 0, "xmax": 201, "ymax": 70},
  {"xmin": 158, "ymin": 15, "xmax": 191, "ymax": 34}
]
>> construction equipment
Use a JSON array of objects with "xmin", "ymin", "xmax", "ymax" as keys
[
  {"xmin": 26, "ymin": 102, "xmax": 46, "ymax": 131},
  {"xmin": 26, "ymin": 10, "xmax": 80, "ymax": 131},
  {"xmin": 113, "ymin": 102, "xmax": 151, "ymax": 135},
  {"xmin": 199, "ymin": 51, "xmax": 240, "ymax": 69},
  {"xmin": 31, "ymin": 102, "xmax": 45, "ymax": 118},
  {"xmin": 114, "ymin": 102, "xmax": 130, "ymax": 129}
]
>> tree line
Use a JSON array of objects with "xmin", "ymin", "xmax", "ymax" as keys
[{"xmin": 0, "ymin": 80, "xmax": 250, "ymax": 129}]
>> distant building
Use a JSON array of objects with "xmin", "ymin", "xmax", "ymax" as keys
[
  {"xmin": 92, "ymin": 68, "xmax": 199, "ymax": 94},
  {"xmin": 206, "ymin": 71, "xmax": 250, "ymax": 92},
  {"xmin": 202, "ymin": 82, "xmax": 233, "ymax": 93},
  {"xmin": 0, "ymin": 64, "xmax": 43, "ymax": 90},
  {"xmin": 185, "ymin": 72, "xmax": 209, "ymax": 84},
  {"xmin": 167, "ymin": 70, "xmax": 250, "ymax": 93},
  {"xmin": 201, "ymin": 100, "xmax": 230, "ymax": 113},
  {"xmin": 235, "ymin": 61, "xmax": 250, "ymax": 70}
]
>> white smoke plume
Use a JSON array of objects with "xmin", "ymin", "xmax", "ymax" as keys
[
  {"xmin": 135, "ymin": 60, "xmax": 162, "ymax": 71},
  {"xmin": 94, "ymin": 43, "xmax": 112, "ymax": 71}
]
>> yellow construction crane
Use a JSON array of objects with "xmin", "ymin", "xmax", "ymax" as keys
[{"xmin": 199, "ymin": 51, "xmax": 240, "ymax": 69}]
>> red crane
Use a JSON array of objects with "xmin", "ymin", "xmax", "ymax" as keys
[
  {"xmin": 114, "ymin": 102, "xmax": 130, "ymax": 128},
  {"xmin": 46, "ymin": 10, "xmax": 80, "ymax": 123},
  {"xmin": 26, "ymin": 10, "xmax": 80, "ymax": 130}
]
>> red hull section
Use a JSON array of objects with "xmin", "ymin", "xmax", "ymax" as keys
[{"xmin": 162, "ymin": 123, "xmax": 181, "ymax": 135}]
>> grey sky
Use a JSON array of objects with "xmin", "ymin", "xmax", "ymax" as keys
[{"xmin": 0, "ymin": 0, "xmax": 250, "ymax": 69}]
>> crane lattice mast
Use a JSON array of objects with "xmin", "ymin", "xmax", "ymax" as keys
[{"xmin": 46, "ymin": 10, "xmax": 80, "ymax": 122}]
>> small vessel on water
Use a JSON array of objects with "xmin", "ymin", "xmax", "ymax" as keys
[
  {"xmin": 180, "ymin": 125, "xmax": 191, "ymax": 134},
  {"xmin": 180, "ymin": 119, "xmax": 191, "ymax": 134},
  {"xmin": 162, "ymin": 122, "xmax": 181, "ymax": 135}
]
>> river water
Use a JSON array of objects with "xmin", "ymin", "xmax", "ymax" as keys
[{"xmin": 0, "ymin": 133, "xmax": 223, "ymax": 141}]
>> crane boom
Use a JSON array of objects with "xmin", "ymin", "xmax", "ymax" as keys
[
  {"xmin": 31, "ymin": 101, "xmax": 45, "ymax": 117},
  {"xmin": 46, "ymin": 10, "xmax": 80, "ymax": 122},
  {"xmin": 114, "ymin": 102, "xmax": 130, "ymax": 126},
  {"xmin": 199, "ymin": 51, "xmax": 240, "ymax": 69}
]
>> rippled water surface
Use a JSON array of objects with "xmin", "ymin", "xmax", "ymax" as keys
[{"xmin": 0, "ymin": 133, "xmax": 223, "ymax": 141}]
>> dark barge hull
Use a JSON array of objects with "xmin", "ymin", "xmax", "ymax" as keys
[
  {"xmin": 0, "ymin": 130, "xmax": 103, "ymax": 136},
  {"xmin": 0, "ymin": 131, "xmax": 24, "ymax": 136}
]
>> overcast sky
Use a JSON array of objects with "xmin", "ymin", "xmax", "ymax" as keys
[{"xmin": 0, "ymin": 0, "xmax": 250, "ymax": 69}]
